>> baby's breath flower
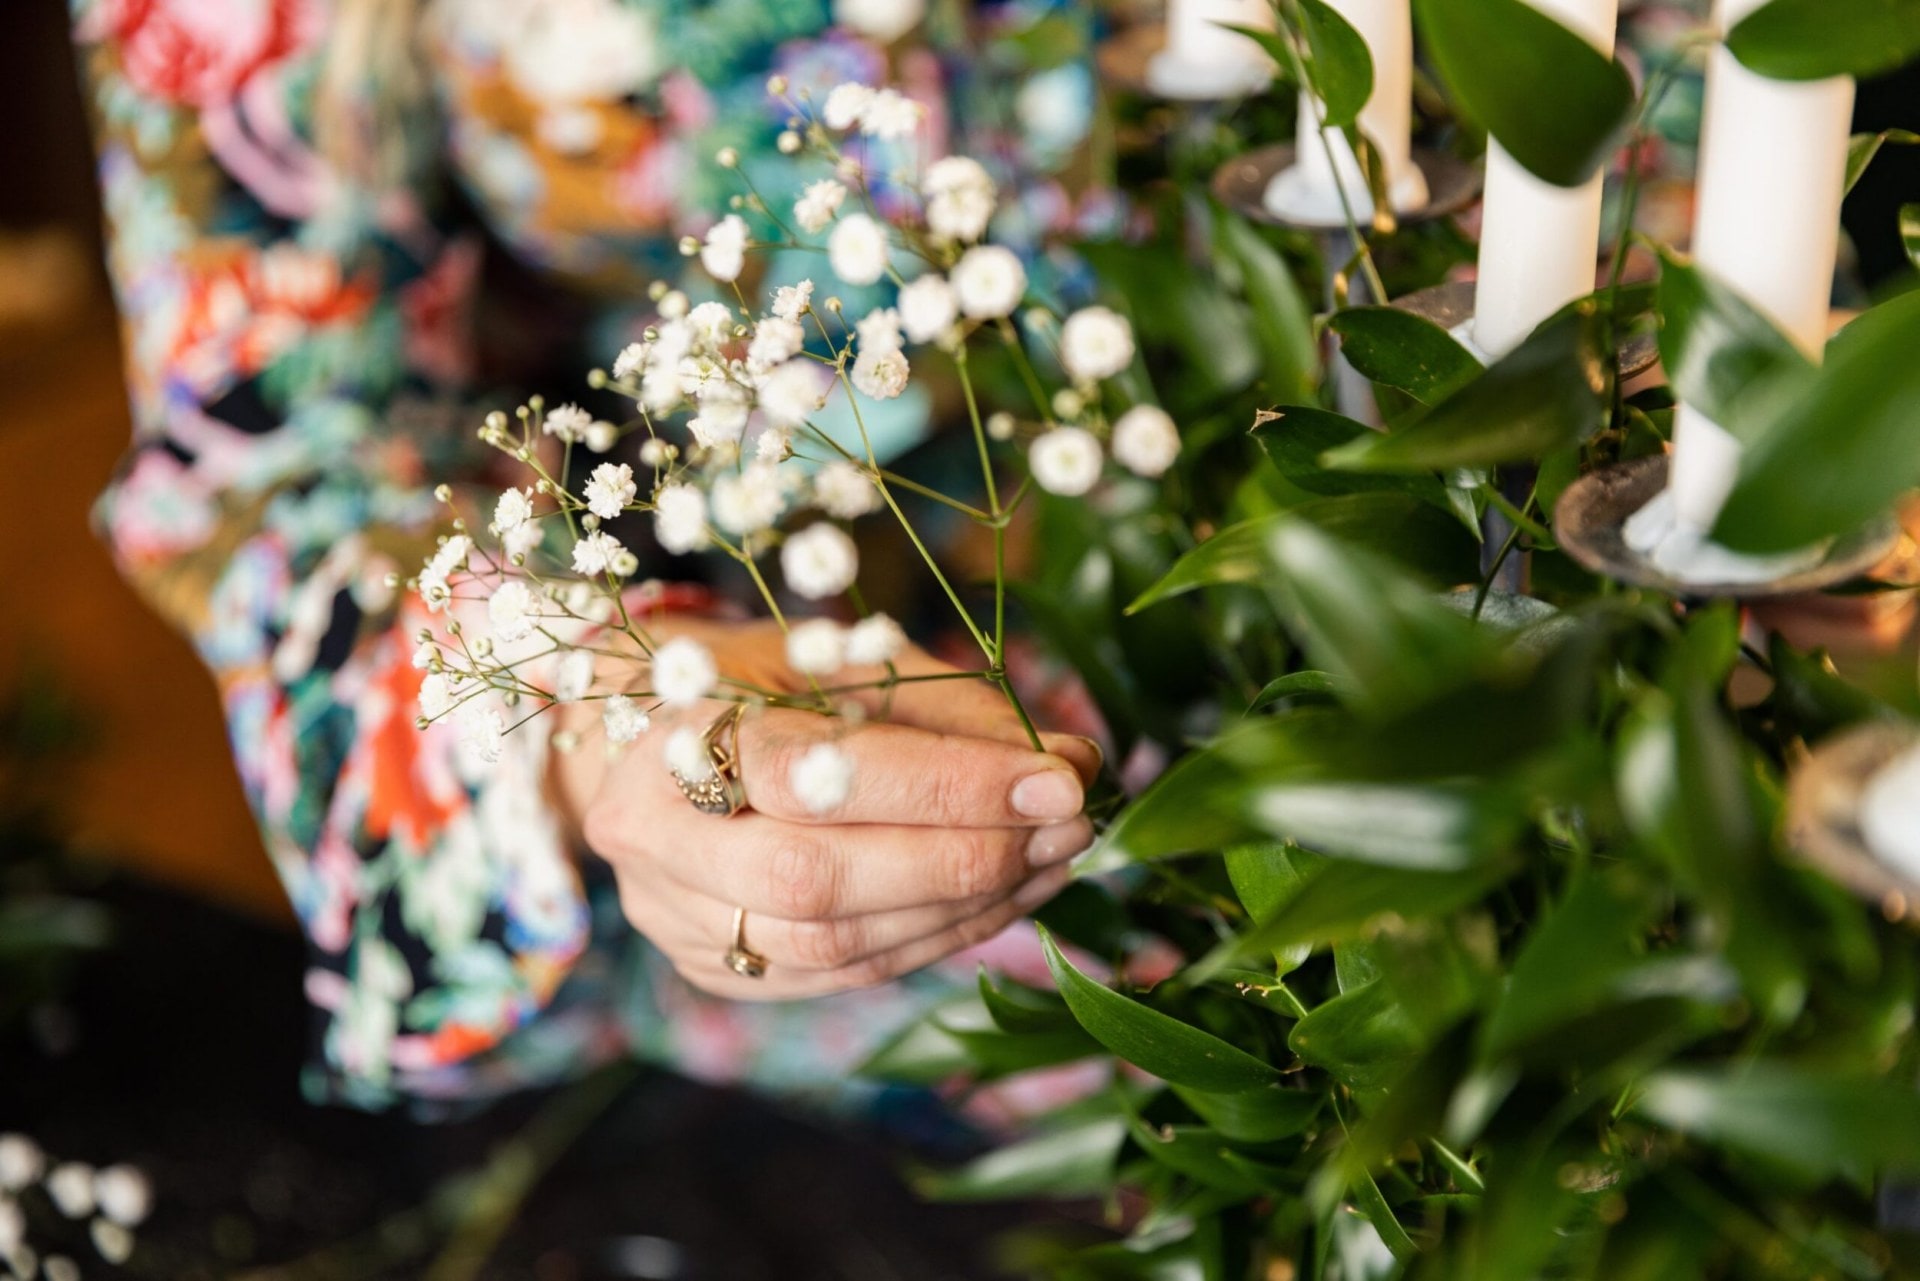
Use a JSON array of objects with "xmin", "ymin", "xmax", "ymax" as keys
[
  {"xmin": 1111, "ymin": 404, "xmax": 1182, "ymax": 478},
  {"xmin": 795, "ymin": 179, "xmax": 848, "ymax": 234},
  {"xmin": 710, "ymin": 462, "xmax": 788, "ymax": 536},
  {"xmin": 487, "ymin": 580, "xmax": 537, "ymax": 642},
  {"xmin": 951, "ymin": 245, "xmax": 1026, "ymax": 319},
  {"xmin": 701, "ymin": 213, "xmax": 749, "ymax": 283},
  {"xmin": 664, "ymin": 726, "xmax": 714, "ymax": 780},
  {"xmin": 583, "ymin": 462, "xmax": 638, "ymax": 521},
  {"xmin": 555, "ymin": 650, "xmax": 596, "ymax": 703},
  {"xmin": 571, "ymin": 529, "xmax": 627, "ymax": 576},
  {"xmin": 92, "ymin": 1166, "xmax": 151, "ymax": 1229},
  {"xmin": 790, "ymin": 742, "xmax": 855, "ymax": 814},
  {"xmin": 747, "ymin": 316, "xmax": 805, "ymax": 370},
  {"xmin": 91, "ymin": 1220, "xmax": 135, "ymax": 1265},
  {"xmin": 785, "ymin": 618, "xmax": 847, "ymax": 675},
  {"xmin": 653, "ymin": 484, "xmax": 710, "ymax": 553},
  {"xmin": 897, "ymin": 274, "xmax": 958, "ymax": 343},
  {"xmin": 851, "ymin": 346, "xmax": 910, "ymax": 400},
  {"xmin": 658, "ymin": 290, "xmax": 690, "ymax": 320},
  {"xmin": 1030, "ymin": 426, "xmax": 1104, "ymax": 496},
  {"xmin": 46, "ymin": 1164, "xmax": 95, "ymax": 1219},
  {"xmin": 755, "ymin": 426, "xmax": 793, "ymax": 464},
  {"xmin": 777, "ymin": 129, "xmax": 802, "ymax": 154},
  {"xmin": 420, "ymin": 673, "xmax": 455, "ymax": 720},
  {"xmin": 757, "ymin": 360, "xmax": 829, "ymax": 430},
  {"xmin": 821, "ymin": 82, "xmax": 875, "ymax": 131},
  {"xmin": 845, "ymin": 612, "xmax": 906, "ymax": 666},
  {"xmin": 813, "ymin": 460, "xmax": 879, "ymax": 519},
  {"xmin": 856, "ymin": 306, "xmax": 904, "ymax": 354},
  {"xmin": 585, "ymin": 420, "xmax": 620, "ymax": 453},
  {"xmin": 859, "ymin": 88, "xmax": 923, "ymax": 140},
  {"xmin": 493, "ymin": 487, "xmax": 534, "ymax": 534},
  {"xmin": 0, "ymin": 1136, "xmax": 43, "ymax": 1192},
  {"xmin": 639, "ymin": 437, "xmax": 675, "ymax": 469},
  {"xmin": 1051, "ymin": 388, "xmax": 1085, "ymax": 420},
  {"xmin": 828, "ymin": 212, "xmax": 888, "ymax": 285},
  {"xmin": 0, "ymin": 1199, "xmax": 22, "ymax": 1255},
  {"xmin": 460, "ymin": 704, "xmax": 507, "ymax": 765},
  {"xmin": 922, "ymin": 155, "xmax": 996, "ymax": 243},
  {"xmin": 602, "ymin": 694, "xmax": 650, "ymax": 745},
  {"xmin": 782, "ymin": 523, "xmax": 860, "ymax": 599},
  {"xmin": 1059, "ymin": 305, "xmax": 1137, "ymax": 383},
  {"xmin": 543, "ymin": 403, "xmax": 594, "ymax": 443},
  {"xmin": 986, "ymin": 411, "xmax": 1017, "ymax": 441},
  {"xmin": 611, "ymin": 341, "xmax": 648, "ymax": 381},
  {"xmin": 766, "ymin": 73, "xmax": 789, "ymax": 96},
  {"xmin": 771, "ymin": 279, "xmax": 814, "ymax": 321},
  {"xmin": 651, "ymin": 637, "xmax": 718, "ymax": 706}
]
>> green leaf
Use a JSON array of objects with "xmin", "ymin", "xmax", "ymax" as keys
[
  {"xmin": 1414, "ymin": 0, "xmax": 1634, "ymax": 186},
  {"xmin": 1173, "ymin": 1083, "xmax": 1324, "ymax": 1143},
  {"xmin": 1902, "ymin": 203, "xmax": 1920, "ymax": 271},
  {"xmin": 1225, "ymin": 842, "xmax": 1323, "ymax": 971},
  {"xmin": 1726, "ymin": 0, "xmax": 1920, "ymax": 80},
  {"xmin": 1199, "ymin": 859, "xmax": 1514, "ymax": 980},
  {"xmin": 1040, "ymin": 926, "xmax": 1285, "ymax": 1093},
  {"xmin": 1253, "ymin": 406, "xmax": 1452, "ymax": 505},
  {"xmin": 1091, "ymin": 719, "xmax": 1318, "ymax": 866},
  {"xmin": 1249, "ymin": 779, "xmax": 1522, "ymax": 871},
  {"xmin": 1349, "ymin": 1165, "xmax": 1418, "ymax": 1261},
  {"xmin": 1289, "ymin": 979, "xmax": 1424, "ymax": 1089},
  {"xmin": 1122, "ymin": 1115, "xmax": 1271, "ymax": 1196},
  {"xmin": 1327, "ymin": 306, "xmax": 1483, "ymax": 404},
  {"xmin": 1322, "ymin": 299, "xmax": 1610, "ymax": 472},
  {"xmin": 920, "ymin": 1114, "xmax": 1126, "ymax": 1201},
  {"xmin": 1635, "ymin": 1066, "xmax": 1920, "ymax": 1181},
  {"xmin": 1654, "ymin": 249, "xmax": 1811, "ymax": 433},
  {"xmin": 1299, "ymin": 0, "xmax": 1374, "ymax": 128},
  {"xmin": 1249, "ymin": 670, "xmax": 1346, "ymax": 712},
  {"xmin": 1712, "ymin": 288, "xmax": 1920, "ymax": 552},
  {"xmin": 979, "ymin": 966, "xmax": 1083, "ymax": 1035},
  {"xmin": 1216, "ymin": 213, "xmax": 1319, "ymax": 405},
  {"xmin": 1846, "ymin": 128, "xmax": 1920, "ymax": 194}
]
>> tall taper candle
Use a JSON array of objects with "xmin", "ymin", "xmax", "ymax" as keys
[
  {"xmin": 1666, "ymin": 0, "xmax": 1854, "ymax": 532},
  {"xmin": 1469, "ymin": 0, "xmax": 1620, "ymax": 359},
  {"xmin": 1264, "ymin": 0, "xmax": 1427, "ymax": 224}
]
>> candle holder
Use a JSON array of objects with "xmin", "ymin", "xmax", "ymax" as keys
[
  {"xmin": 1210, "ymin": 143, "xmax": 1480, "ymax": 232},
  {"xmin": 1554, "ymin": 454, "xmax": 1901, "ymax": 599},
  {"xmin": 1786, "ymin": 722, "xmax": 1920, "ymax": 928},
  {"xmin": 1097, "ymin": 25, "xmax": 1274, "ymax": 101},
  {"xmin": 1389, "ymin": 280, "xmax": 1661, "ymax": 380}
]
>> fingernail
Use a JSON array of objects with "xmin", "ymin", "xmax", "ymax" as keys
[
  {"xmin": 1011, "ymin": 769, "xmax": 1083, "ymax": 821},
  {"xmin": 1015, "ymin": 865, "xmax": 1072, "ymax": 911},
  {"xmin": 1025, "ymin": 821, "xmax": 1090, "ymax": 868}
]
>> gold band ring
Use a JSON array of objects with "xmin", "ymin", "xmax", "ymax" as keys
[
  {"xmin": 725, "ymin": 906, "xmax": 768, "ymax": 979},
  {"xmin": 672, "ymin": 703, "xmax": 749, "ymax": 818}
]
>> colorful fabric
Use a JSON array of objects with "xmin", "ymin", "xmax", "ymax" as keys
[{"xmin": 72, "ymin": 0, "xmax": 1100, "ymax": 1113}]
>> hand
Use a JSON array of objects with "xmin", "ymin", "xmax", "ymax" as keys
[{"xmin": 552, "ymin": 619, "xmax": 1101, "ymax": 999}]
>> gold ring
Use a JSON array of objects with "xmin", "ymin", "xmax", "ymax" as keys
[
  {"xmin": 725, "ymin": 906, "xmax": 768, "ymax": 979},
  {"xmin": 672, "ymin": 703, "xmax": 748, "ymax": 817}
]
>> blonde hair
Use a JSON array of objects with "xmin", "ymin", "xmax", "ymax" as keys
[{"xmin": 314, "ymin": 0, "xmax": 431, "ymax": 191}]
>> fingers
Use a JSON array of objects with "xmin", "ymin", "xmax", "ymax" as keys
[
  {"xmin": 738, "ymin": 708, "xmax": 1087, "ymax": 828},
  {"xmin": 838, "ymin": 647, "xmax": 1104, "ymax": 785},
  {"xmin": 663, "ymin": 862, "xmax": 1075, "ymax": 1001},
  {"xmin": 661, "ymin": 811, "xmax": 1094, "ymax": 918}
]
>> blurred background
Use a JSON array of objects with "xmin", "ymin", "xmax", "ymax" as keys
[
  {"xmin": 3, "ymin": 0, "xmax": 1917, "ymax": 1275},
  {"xmin": 0, "ymin": 3, "xmax": 1076, "ymax": 1278}
]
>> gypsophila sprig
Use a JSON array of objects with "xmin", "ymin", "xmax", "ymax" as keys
[{"xmin": 410, "ymin": 69, "xmax": 1182, "ymax": 791}]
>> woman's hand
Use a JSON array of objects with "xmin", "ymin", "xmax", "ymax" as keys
[{"xmin": 551, "ymin": 619, "xmax": 1100, "ymax": 999}]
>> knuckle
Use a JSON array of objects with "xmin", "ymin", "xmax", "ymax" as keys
[
  {"xmin": 836, "ymin": 956, "xmax": 894, "ymax": 991},
  {"xmin": 788, "ymin": 917, "xmax": 862, "ymax": 970},
  {"xmin": 942, "ymin": 834, "xmax": 1020, "ymax": 901},
  {"xmin": 765, "ymin": 833, "xmax": 838, "ymax": 919},
  {"xmin": 925, "ymin": 760, "xmax": 982, "ymax": 825}
]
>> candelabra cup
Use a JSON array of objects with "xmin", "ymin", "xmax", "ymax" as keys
[
  {"xmin": 1210, "ymin": 143, "xmax": 1479, "ymax": 233},
  {"xmin": 1785, "ymin": 722, "xmax": 1920, "ymax": 929},
  {"xmin": 1097, "ymin": 25, "xmax": 1275, "ymax": 101},
  {"xmin": 1554, "ymin": 454, "xmax": 1900, "ymax": 598}
]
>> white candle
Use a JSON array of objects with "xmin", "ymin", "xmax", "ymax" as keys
[
  {"xmin": 1469, "ymin": 0, "xmax": 1620, "ymax": 359},
  {"xmin": 1263, "ymin": 0, "xmax": 1427, "ymax": 225},
  {"xmin": 1150, "ymin": 0, "xmax": 1275, "ymax": 98},
  {"xmin": 1666, "ymin": 0, "xmax": 1854, "ymax": 532}
]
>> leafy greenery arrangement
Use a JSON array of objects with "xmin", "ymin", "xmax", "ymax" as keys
[{"xmin": 861, "ymin": 2, "xmax": 1920, "ymax": 1276}]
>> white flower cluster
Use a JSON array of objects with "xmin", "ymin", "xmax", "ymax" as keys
[
  {"xmin": 0, "ymin": 1133, "xmax": 152, "ymax": 1276},
  {"xmin": 407, "ymin": 69, "xmax": 1187, "ymax": 798}
]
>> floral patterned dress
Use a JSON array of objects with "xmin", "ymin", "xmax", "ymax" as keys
[{"xmin": 72, "ymin": 0, "xmax": 1106, "ymax": 1115}]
